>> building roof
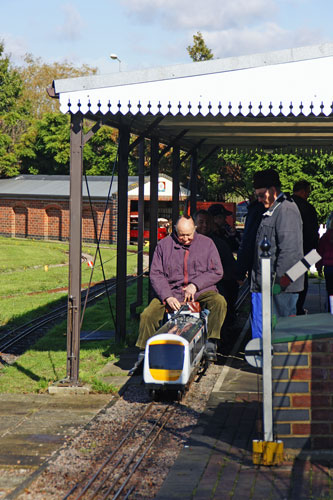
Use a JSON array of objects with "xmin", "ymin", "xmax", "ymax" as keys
[
  {"xmin": 50, "ymin": 43, "xmax": 333, "ymax": 154},
  {"xmin": 0, "ymin": 174, "xmax": 189, "ymax": 200}
]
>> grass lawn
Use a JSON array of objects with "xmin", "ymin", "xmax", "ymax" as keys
[
  {"xmin": 0, "ymin": 236, "xmax": 149, "ymax": 393},
  {"xmin": 0, "ymin": 237, "xmax": 140, "ymax": 328}
]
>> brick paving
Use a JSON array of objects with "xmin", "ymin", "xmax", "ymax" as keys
[{"xmin": 156, "ymin": 279, "xmax": 333, "ymax": 500}]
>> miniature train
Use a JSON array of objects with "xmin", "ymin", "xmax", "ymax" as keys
[{"xmin": 143, "ymin": 302, "xmax": 210, "ymax": 400}]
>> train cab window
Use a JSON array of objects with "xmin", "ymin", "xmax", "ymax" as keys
[{"xmin": 148, "ymin": 344, "xmax": 185, "ymax": 370}]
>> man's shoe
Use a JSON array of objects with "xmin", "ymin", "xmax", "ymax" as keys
[{"xmin": 204, "ymin": 340, "xmax": 217, "ymax": 362}]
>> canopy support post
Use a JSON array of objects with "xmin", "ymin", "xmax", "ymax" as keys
[
  {"xmin": 130, "ymin": 139, "xmax": 145, "ymax": 317},
  {"xmin": 116, "ymin": 125, "xmax": 130, "ymax": 343},
  {"xmin": 66, "ymin": 113, "xmax": 83, "ymax": 385},
  {"xmin": 189, "ymin": 150, "xmax": 198, "ymax": 217},
  {"xmin": 172, "ymin": 145, "xmax": 180, "ymax": 229},
  {"xmin": 148, "ymin": 136, "xmax": 159, "ymax": 301}
]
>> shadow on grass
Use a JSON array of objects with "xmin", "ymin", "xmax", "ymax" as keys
[{"xmin": 10, "ymin": 361, "xmax": 48, "ymax": 383}]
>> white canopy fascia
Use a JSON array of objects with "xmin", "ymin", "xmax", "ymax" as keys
[{"xmin": 54, "ymin": 44, "xmax": 333, "ymax": 118}]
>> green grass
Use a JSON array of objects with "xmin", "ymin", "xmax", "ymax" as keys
[
  {"xmin": 0, "ymin": 281, "xmax": 148, "ymax": 393},
  {"xmin": 0, "ymin": 237, "xmax": 140, "ymax": 328},
  {"xmin": 0, "ymin": 236, "xmax": 149, "ymax": 393}
]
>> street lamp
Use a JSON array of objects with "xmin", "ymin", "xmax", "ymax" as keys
[{"xmin": 110, "ymin": 53, "xmax": 121, "ymax": 71}]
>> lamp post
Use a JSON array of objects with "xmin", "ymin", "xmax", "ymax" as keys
[{"xmin": 110, "ymin": 53, "xmax": 121, "ymax": 71}]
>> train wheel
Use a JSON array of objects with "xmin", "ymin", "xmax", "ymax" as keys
[
  {"xmin": 150, "ymin": 389, "xmax": 157, "ymax": 400},
  {"xmin": 177, "ymin": 390, "xmax": 183, "ymax": 401}
]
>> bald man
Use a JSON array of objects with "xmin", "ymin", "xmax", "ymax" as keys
[{"xmin": 136, "ymin": 216, "xmax": 227, "ymax": 362}]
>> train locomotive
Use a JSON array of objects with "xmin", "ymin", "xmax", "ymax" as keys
[{"xmin": 143, "ymin": 302, "xmax": 210, "ymax": 400}]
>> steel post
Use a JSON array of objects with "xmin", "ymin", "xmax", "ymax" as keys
[
  {"xmin": 148, "ymin": 137, "xmax": 159, "ymax": 301},
  {"xmin": 261, "ymin": 235, "xmax": 273, "ymax": 441},
  {"xmin": 66, "ymin": 113, "xmax": 83, "ymax": 384},
  {"xmin": 172, "ymin": 145, "xmax": 180, "ymax": 228},
  {"xmin": 130, "ymin": 140, "xmax": 145, "ymax": 317},
  {"xmin": 189, "ymin": 150, "xmax": 198, "ymax": 217},
  {"xmin": 116, "ymin": 125, "xmax": 130, "ymax": 343}
]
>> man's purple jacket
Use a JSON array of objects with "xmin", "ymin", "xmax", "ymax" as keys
[{"xmin": 150, "ymin": 231, "xmax": 224, "ymax": 302}]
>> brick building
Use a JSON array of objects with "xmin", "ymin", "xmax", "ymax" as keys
[{"xmin": 0, "ymin": 174, "xmax": 189, "ymax": 244}]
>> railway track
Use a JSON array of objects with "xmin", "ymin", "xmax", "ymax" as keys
[
  {"xmin": 0, "ymin": 278, "xmax": 250, "ymax": 357},
  {"xmin": 62, "ymin": 400, "xmax": 177, "ymax": 500},
  {"xmin": 0, "ymin": 278, "xmax": 119, "ymax": 354}
]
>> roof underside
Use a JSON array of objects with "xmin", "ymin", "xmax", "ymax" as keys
[{"xmin": 52, "ymin": 44, "xmax": 333, "ymax": 154}]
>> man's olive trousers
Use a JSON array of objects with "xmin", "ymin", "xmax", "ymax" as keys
[{"xmin": 136, "ymin": 291, "xmax": 227, "ymax": 350}]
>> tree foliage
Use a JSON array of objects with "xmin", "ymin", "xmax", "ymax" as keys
[
  {"xmin": 16, "ymin": 54, "xmax": 98, "ymax": 119},
  {"xmin": 197, "ymin": 150, "xmax": 333, "ymax": 222},
  {"xmin": 187, "ymin": 32, "xmax": 214, "ymax": 62},
  {"xmin": 0, "ymin": 42, "xmax": 31, "ymax": 177}
]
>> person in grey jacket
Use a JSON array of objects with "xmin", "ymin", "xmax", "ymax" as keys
[
  {"xmin": 136, "ymin": 216, "xmax": 227, "ymax": 361},
  {"xmin": 251, "ymin": 169, "xmax": 304, "ymax": 330}
]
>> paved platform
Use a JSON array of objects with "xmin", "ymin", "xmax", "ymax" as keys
[
  {"xmin": 1, "ymin": 276, "xmax": 332, "ymax": 499},
  {"xmin": 156, "ymin": 277, "xmax": 333, "ymax": 499}
]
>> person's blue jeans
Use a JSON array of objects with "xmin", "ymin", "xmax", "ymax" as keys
[{"xmin": 251, "ymin": 292, "xmax": 298, "ymax": 338}]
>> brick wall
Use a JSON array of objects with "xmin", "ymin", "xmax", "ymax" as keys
[
  {"xmin": 0, "ymin": 197, "xmax": 122, "ymax": 244},
  {"xmin": 273, "ymin": 338, "xmax": 333, "ymax": 449}
]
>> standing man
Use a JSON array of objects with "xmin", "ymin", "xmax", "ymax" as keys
[
  {"xmin": 136, "ymin": 216, "xmax": 227, "ymax": 361},
  {"xmin": 292, "ymin": 180, "xmax": 319, "ymax": 315},
  {"xmin": 251, "ymin": 169, "xmax": 304, "ymax": 336}
]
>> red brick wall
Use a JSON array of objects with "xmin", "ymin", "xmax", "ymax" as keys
[
  {"xmin": 273, "ymin": 338, "xmax": 333, "ymax": 450},
  {"xmin": 0, "ymin": 198, "xmax": 120, "ymax": 244}
]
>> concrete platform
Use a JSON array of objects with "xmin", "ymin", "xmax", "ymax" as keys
[
  {"xmin": 0, "ymin": 346, "xmax": 141, "ymax": 499},
  {"xmin": 0, "ymin": 394, "xmax": 112, "ymax": 498}
]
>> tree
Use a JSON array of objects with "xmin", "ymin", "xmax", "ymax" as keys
[
  {"xmin": 16, "ymin": 54, "xmax": 98, "ymax": 119},
  {"xmin": 0, "ymin": 42, "xmax": 30, "ymax": 176},
  {"xmin": 187, "ymin": 32, "xmax": 214, "ymax": 62},
  {"xmin": 18, "ymin": 113, "xmax": 71, "ymax": 175}
]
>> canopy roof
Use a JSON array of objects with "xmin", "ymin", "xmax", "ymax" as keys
[{"xmin": 51, "ymin": 43, "xmax": 333, "ymax": 154}]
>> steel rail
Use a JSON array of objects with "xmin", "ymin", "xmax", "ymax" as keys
[
  {"xmin": 109, "ymin": 406, "xmax": 176, "ymax": 500},
  {"xmin": 69, "ymin": 402, "xmax": 155, "ymax": 500}
]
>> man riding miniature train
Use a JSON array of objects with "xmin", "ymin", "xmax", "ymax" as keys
[{"xmin": 136, "ymin": 215, "xmax": 227, "ymax": 362}]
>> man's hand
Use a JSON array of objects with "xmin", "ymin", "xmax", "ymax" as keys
[
  {"xmin": 182, "ymin": 283, "xmax": 197, "ymax": 302},
  {"xmin": 166, "ymin": 296, "xmax": 181, "ymax": 311},
  {"xmin": 279, "ymin": 274, "xmax": 291, "ymax": 290}
]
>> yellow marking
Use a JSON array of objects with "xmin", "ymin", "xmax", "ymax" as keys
[
  {"xmin": 150, "ymin": 340, "xmax": 184, "ymax": 346},
  {"xmin": 149, "ymin": 369, "xmax": 182, "ymax": 381}
]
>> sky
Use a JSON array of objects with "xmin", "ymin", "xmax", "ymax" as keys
[{"xmin": 1, "ymin": 0, "xmax": 333, "ymax": 75}]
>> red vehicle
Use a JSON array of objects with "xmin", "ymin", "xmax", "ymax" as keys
[{"xmin": 130, "ymin": 214, "xmax": 168, "ymax": 242}]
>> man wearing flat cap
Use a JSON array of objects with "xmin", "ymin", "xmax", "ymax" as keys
[
  {"xmin": 251, "ymin": 168, "xmax": 304, "ymax": 337},
  {"xmin": 208, "ymin": 203, "xmax": 242, "ymax": 252}
]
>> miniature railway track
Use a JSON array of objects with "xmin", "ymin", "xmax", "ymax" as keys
[
  {"xmin": 0, "ymin": 276, "xmax": 126, "ymax": 354},
  {"xmin": 60, "ymin": 282, "xmax": 251, "ymax": 500},
  {"xmin": 62, "ymin": 400, "xmax": 177, "ymax": 500}
]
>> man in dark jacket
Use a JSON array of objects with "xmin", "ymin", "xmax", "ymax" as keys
[
  {"xmin": 194, "ymin": 209, "xmax": 239, "ymax": 325},
  {"xmin": 292, "ymin": 180, "xmax": 319, "ymax": 314},
  {"xmin": 251, "ymin": 169, "xmax": 304, "ymax": 336},
  {"xmin": 236, "ymin": 199, "xmax": 265, "ymax": 282},
  {"xmin": 207, "ymin": 204, "xmax": 242, "ymax": 252},
  {"xmin": 136, "ymin": 216, "xmax": 227, "ymax": 361}
]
